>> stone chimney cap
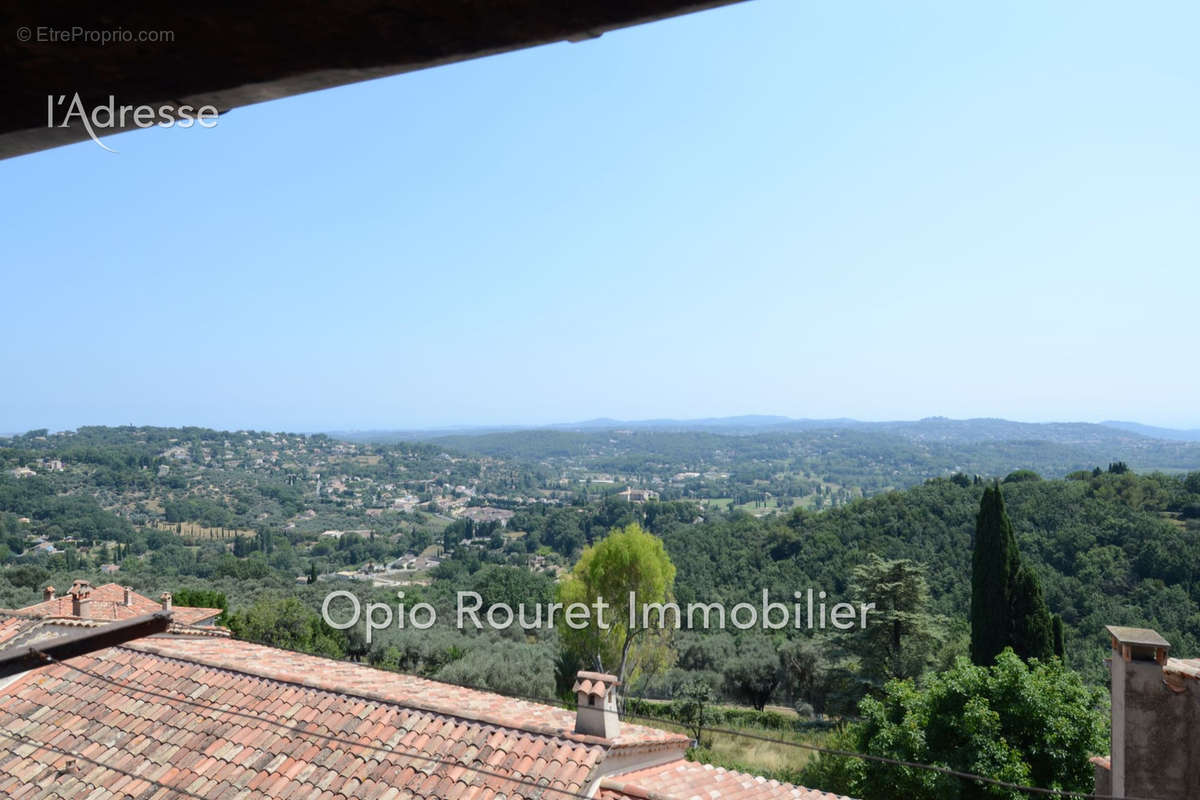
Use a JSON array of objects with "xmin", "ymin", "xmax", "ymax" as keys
[
  {"xmin": 572, "ymin": 671, "xmax": 619, "ymax": 697},
  {"xmin": 43, "ymin": 586, "xmax": 56, "ymax": 600},
  {"xmin": 1106, "ymin": 626, "xmax": 1171, "ymax": 650}
]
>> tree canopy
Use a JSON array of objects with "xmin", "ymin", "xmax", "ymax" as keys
[
  {"xmin": 802, "ymin": 651, "xmax": 1107, "ymax": 799},
  {"xmin": 556, "ymin": 522, "xmax": 676, "ymax": 688}
]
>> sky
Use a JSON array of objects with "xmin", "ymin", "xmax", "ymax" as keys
[{"xmin": 3, "ymin": 0, "xmax": 1198, "ymax": 433}]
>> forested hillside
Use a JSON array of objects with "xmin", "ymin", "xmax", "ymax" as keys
[
  {"xmin": 657, "ymin": 467, "xmax": 1200, "ymax": 686},
  {"xmin": 2, "ymin": 425, "xmax": 1198, "ymax": 700}
]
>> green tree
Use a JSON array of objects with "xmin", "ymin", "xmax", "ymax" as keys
[
  {"xmin": 674, "ymin": 678, "xmax": 715, "ymax": 744},
  {"xmin": 971, "ymin": 485, "xmax": 1055, "ymax": 665},
  {"xmin": 845, "ymin": 555, "xmax": 946, "ymax": 685},
  {"xmin": 801, "ymin": 651, "xmax": 1107, "ymax": 800},
  {"xmin": 556, "ymin": 522, "xmax": 676, "ymax": 690},
  {"xmin": 470, "ymin": 564, "xmax": 553, "ymax": 610},
  {"xmin": 434, "ymin": 640, "xmax": 555, "ymax": 699},
  {"xmin": 722, "ymin": 634, "xmax": 781, "ymax": 711},
  {"xmin": 1009, "ymin": 564, "xmax": 1054, "ymax": 661},
  {"xmin": 226, "ymin": 594, "xmax": 346, "ymax": 658},
  {"xmin": 1052, "ymin": 615, "xmax": 1065, "ymax": 659},
  {"xmin": 971, "ymin": 485, "xmax": 1021, "ymax": 666}
]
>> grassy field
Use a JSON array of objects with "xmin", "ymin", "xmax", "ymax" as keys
[
  {"xmin": 631, "ymin": 708, "xmax": 828, "ymax": 777},
  {"xmin": 628, "ymin": 699, "xmax": 833, "ymax": 780}
]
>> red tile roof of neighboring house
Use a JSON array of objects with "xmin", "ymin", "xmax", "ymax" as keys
[
  {"xmin": 0, "ymin": 640, "xmax": 606, "ymax": 800},
  {"xmin": 13, "ymin": 582, "xmax": 222, "ymax": 626},
  {"xmin": 0, "ymin": 614, "xmax": 230, "ymax": 648},
  {"xmin": 599, "ymin": 760, "xmax": 853, "ymax": 800}
]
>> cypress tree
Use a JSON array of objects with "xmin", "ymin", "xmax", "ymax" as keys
[
  {"xmin": 1009, "ymin": 564, "xmax": 1054, "ymax": 660},
  {"xmin": 1052, "ymin": 614, "xmax": 1066, "ymax": 659},
  {"xmin": 970, "ymin": 484, "xmax": 1020, "ymax": 665},
  {"xmin": 971, "ymin": 483, "xmax": 1059, "ymax": 665}
]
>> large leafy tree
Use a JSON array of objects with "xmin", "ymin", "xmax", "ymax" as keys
[
  {"xmin": 845, "ymin": 555, "xmax": 946, "ymax": 685},
  {"xmin": 556, "ymin": 522, "xmax": 676, "ymax": 690},
  {"xmin": 469, "ymin": 564, "xmax": 553, "ymax": 610},
  {"xmin": 435, "ymin": 639, "xmax": 556, "ymax": 699},
  {"xmin": 225, "ymin": 593, "xmax": 346, "ymax": 658},
  {"xmin": 722, "ymin": 634, "xmax": 782, "ymax": 711},
  {"xmin": 801, "ymin": 651, "xmax": 1107, "ymax": 800}
]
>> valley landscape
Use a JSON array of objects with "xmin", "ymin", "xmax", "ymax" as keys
[
  {"xmin": 3, "ymin": 416, "xmax": 1200, "ymax": 792},
  {"xmin": 6, "ymin": 0, "xmax": 1200, "ymax": 797}
]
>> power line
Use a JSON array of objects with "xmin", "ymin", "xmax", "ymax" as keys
[
  {"xmin": 0, "ymin": 624, "xmax": 1140, "ymax": 800},
  {"xmin": 44, "ymin": 649, "xmax": 1149, "ymax": 800},
  {"xmin": 406, "ymin": 681, "xmax": 1151, "ymax": 800},
  {"xmin": 0, "ymin": 727, "xmax": 212, "ymax": 800},
  {"xmin": 33, "ymin": 651, "xmax": 596, "ymax": 800}
]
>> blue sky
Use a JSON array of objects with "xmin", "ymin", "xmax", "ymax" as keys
[{"xmin": 3, "ymin": 0, "xmax": 1198, "ymax": 432}]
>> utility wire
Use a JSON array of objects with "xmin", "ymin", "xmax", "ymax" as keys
[
  {"xmin": 0, "ymin": 620, "xmax": 1142, "ymax": 800},
  {"xmin": 31, "ymin": 651, "xmax": 596, "ymax": 800},
  {"xmin": 402, "ymin": 678, "xmax": 1149, "ymax": 800},
  {"xmin": 44, "ymin": 649, "xmax": 1150, "ymax": 800},
  {"xmin": 0, "ymin": 727, "xmax": 212, "ymax": 800}
]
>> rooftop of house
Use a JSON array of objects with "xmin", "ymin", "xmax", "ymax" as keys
[
  {"xmin": 8, "ymin": 581, "xmax": 223, "ymax": 627},
  {"xmin": 127, "ymin": 636, "xmax": 683, "ymax": 750},
  {"xmin": 0, "ymin": 640, "xmax": 603, "ymax": 799},
  {"xmin": 0, "ymin": 613, "xmax": 230, "ymax": 650},
  {"xmin": 0, "ymin": 633, "xmax": 854, "ymax": 799}
]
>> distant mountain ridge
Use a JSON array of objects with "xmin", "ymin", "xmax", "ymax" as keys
[
  {"xmin": 336, "ymin": 415, "xmax": 1199, "ymax": 445},
  {"xmin": 1099, "ymin": 420, "xmax": 1200, "ymax": 442}
]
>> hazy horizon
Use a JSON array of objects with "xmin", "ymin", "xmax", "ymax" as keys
[{"xmin": 5, "ymin": 412, "xmax": 1200, "ymax": 438}]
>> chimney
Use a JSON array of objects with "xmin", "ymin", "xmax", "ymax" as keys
[
  {"xmin": 123, "ymin": 586, "xmax": 134, "ymax": 606},
  {"xmin": 43, "ymin": 586, "xmax": 55, "ymax": 601},
  {"xmin": 572, "ymin": 671, "xmax": 620, "ymax": 739},
  {"xmin": 160, "ymin": 592, "xmax": 172, "ymax": 612},
  {"xmin": 71, "ymin": 588, "xmax": 91, "ymax": 619},
  {"xmin": 1103, "ymin": 625, "xmax": 1191, "ymax": 800}
]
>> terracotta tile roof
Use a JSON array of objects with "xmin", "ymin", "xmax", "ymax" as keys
[
  {"xmin": 0, "ymin": 615, "xmax": 29, "ymax": 645},
  {"xmin": 599, "ymin": 760, "xmax": 855, "ymax": 800},
  {"xmin": 0, "ymin": 634, "xmax": 848, "ymax": 799},
  {"xmin": 14, "ymin": 582, "xmax": 222, "ymax": 626},
  {"xmin": 127, "ymin": 636, "xmax": 685, "ymax": 750},
  {"xmin": 0, "ymin": 641, "xmax": 606, "ymax": 800}
]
